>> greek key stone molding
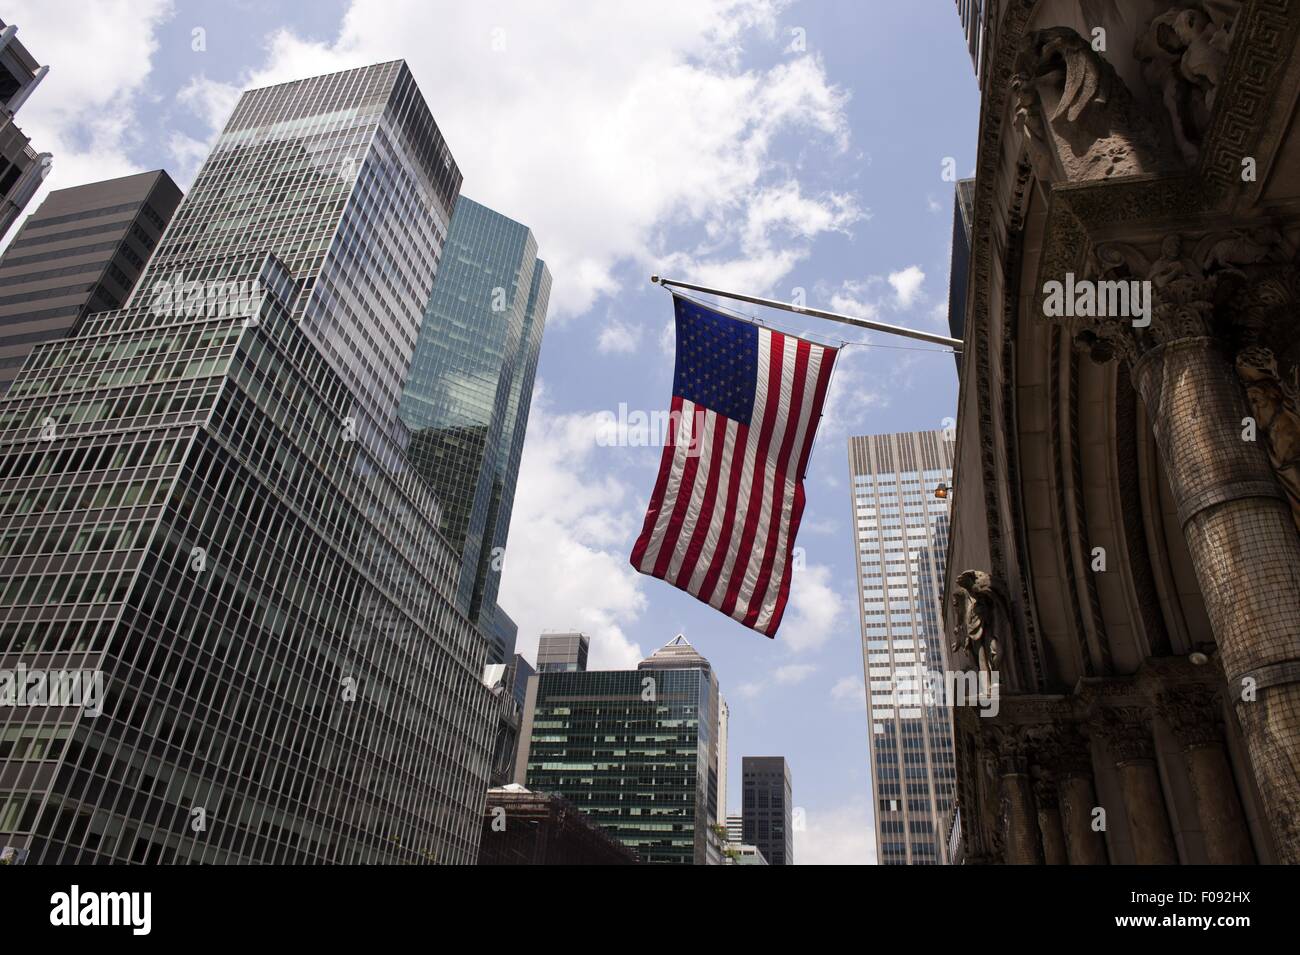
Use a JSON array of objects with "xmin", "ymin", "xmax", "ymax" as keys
[{"xmin": 1202, "ymin": 0, "xmax": 1300, "ymax": 203}]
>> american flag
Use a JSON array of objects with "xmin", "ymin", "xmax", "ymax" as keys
[{"xmin": 630, "ymin": 295, "xmax": 837, "ymax": 637}]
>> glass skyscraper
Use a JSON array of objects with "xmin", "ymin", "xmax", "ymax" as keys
[
  {"xmin": 848, "ymin": 430, "xmax": 956, "ymax": 865},
  {"xmin": 515, "ymin": 635, "xmax": 724, "ymax": 864},
  {"xmin": 0, "ymin": 62, "xmax": 498, "ymax": 864},
  {"xmin": 398, "ymin": 198, "xmax": 550, "ymax": 658}
]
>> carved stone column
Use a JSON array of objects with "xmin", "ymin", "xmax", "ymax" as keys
[
  {"xmin": 1071, "ymin": 236, "xmax": 1300, "ymax": 863},
  {"xmin": 1044, "ymin": 723, "xmax": 1108, "ymax": 865},
  {"xmin": 1096, "ymin": 707, "xmax": 1178, "ymax": 864},
  {"xmin": 995, "ymin": 727, "xmax": 1043, "ymax": 864},
  {"xmin": 1032, "ymin": 772, "xmax": 1068, "ymax": 864},
  {"xmin": 1160, "ymin": 684, "xmax": 1256, "ymax": 864}
]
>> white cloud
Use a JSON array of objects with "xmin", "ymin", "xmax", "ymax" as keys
[
  {"xmin": 830, "ymin": 675, "xmax": 866, "ymax": 711},
  {"xmin": 176, "ymin": 73, "xmax": 240, "ymax": 132},
  {"xmin": 827, "ymin": 278, "xmax": 882, "ymax": 320},
  {"xmin": 796, "ymin": 798, "xmax": 875, "ymax": 864},
  {"xmin": 658, "ymin": 318, "xmax": 676, "ymax": 357},
  {"xmin": 0, "ymin": 0, "xmax": 174, "ymax": 247},
  {"xmin": 773, "ymin": 663, "xmax": 817, "ymax": 685},
  {"xmin": 596, "ymin": 317, "xmax": 643, "ymax": 355},
  {"xmin": 166, "ymin": 131, "xmax": 210, "ymax": 183},
  {"xmin": 888, "ymin": 264, "xmax": 926, "ymax": 308},
  {"xmin": 497, "ymin": 385, "xmax": 646, "ymax": 671},
  {"xmin": 800, "ymin": 515, "xmax": 839, "ymax": 536},
  {"xmin": 780, "ymin": 562, "xmax": 846, "ymax": 654},
  {"xmin": 172, "ymin": 0, "xmax": 859, "ymax": 317},
  {"xmin": 741, "ymin": 180, "xmax": 860, "ymax": 252},
  {"xmin": 733, "ymin": 661, "xmax": 817, "ymax": 700}
]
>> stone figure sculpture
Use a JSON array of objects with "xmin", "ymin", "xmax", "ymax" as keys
[
  {"xmin": 1134, "ymin": 1, "xmax": 1239, "ymax": 162},
  {"xmin": 1236, "ymin": 346, "xmax": 1300, "ymax": 531},
  {"xmin": 1013, "ymin": 27, "xmax": 1166, "ymax": 181},
  {"xmin": 950, "ymin": 569, "xmax": 1008, "ymax": 679}
]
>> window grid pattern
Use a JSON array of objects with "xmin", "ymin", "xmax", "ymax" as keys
[{"xmin": 524, "ymin": 669, "xmax": 712, "ymax": 865}]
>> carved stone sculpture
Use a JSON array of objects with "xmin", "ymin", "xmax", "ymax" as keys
[
  {"xmin": 1013, "ymin": 27, "xmax": 1167, "ymax": 181},
  {"xmin": 1134, "ymin": 2, "xmax": 1239, "ymax": 163},
  {"xmin": 950, "ymin": 569, "xmax": 1010, "ymax": 680},
  {"xmin": 1236, "ymin": 346, "xmax": 1300, "ymax": 529}
]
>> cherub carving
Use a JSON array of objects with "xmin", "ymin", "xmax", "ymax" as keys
[{"xmin": 1135, "ymin": 2, "xmax": 1239, "ymax": 162}]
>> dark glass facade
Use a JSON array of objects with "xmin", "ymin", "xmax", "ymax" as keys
[
  {"xmin": 398, "ymin": 198, "xmax": 550, "ymax": 631},
  {"xmin": 518, "ymin": 664, "xmax": 716, "ymax": 864},
  {"xmin": 741, "ymin": 755, "xmax": 792, "ymax": 865},
  {"xmin": 0, "ymin": 170, "xmax": 182, "ymax": 393},
  {"xmin": 0, "ymin": 62, "xmax": 498, "ymax": 864}
]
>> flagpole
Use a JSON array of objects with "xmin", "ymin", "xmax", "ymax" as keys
[{"xmin": 650, "ymin": 275, "xmax": 963, "ymax": 351}]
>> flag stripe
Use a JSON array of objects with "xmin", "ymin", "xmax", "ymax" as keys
[
  {"xmin": 796, "ymin": 341, "xmax": 837, "ymax": 479},
  {"xmin": 752, "ymin": 342, "xmax": 825, "ymax": 631},
  {"xmin": 718, "ymin": 330, "xmax": 785, "ymax": 619},
  {"xmin": 630, "ymin": 394, "xmax": 685, "ymax": 571},
  {"xmin": 651, "ymin": 404, "xmax": 706, "ymax": 579},
  {"xmin": 732, "ymin": 334, "xmax": 802, "ymax": 622},
  {"xmin": 662, "ymin": 408, "xmax": 716, "ymax": 582},
  {"xmin": 742, "ymin": 338, "xmax": 811, "ymax": 628},
  {"xmin": 670, "ymin": 414, "xmax": 730, "ymax": 588}
]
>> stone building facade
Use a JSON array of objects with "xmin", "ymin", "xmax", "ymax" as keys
[{"xmin": 947, "ymin": 0, "xmax": 1300, "ymax": 864}]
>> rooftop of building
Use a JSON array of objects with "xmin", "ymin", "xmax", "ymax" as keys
[{"xmin": 637, "ymin": 633, "xmax": 712, "ymax": 672}]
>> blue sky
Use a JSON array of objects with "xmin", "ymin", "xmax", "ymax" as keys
[{"xmin": 6, "ymin": 0, "xmax": 978, "ymax": 863}]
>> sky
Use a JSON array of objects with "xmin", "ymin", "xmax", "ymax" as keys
[{"xmin": 4, "ymin": 0, "xmax": 979, "ymax": 863}]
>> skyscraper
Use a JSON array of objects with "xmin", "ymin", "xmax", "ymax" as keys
[
  {"xmin": 535, "ymin": 631, "xmax": 589, "ymax": 672},
  {"xmin": 848, "ymin": 430, "xmax": 956, "ymax": 864},
  {"xmin": 0, "ymin": 62, "xmax": 498, "ymax": 864},
  {"xmin": 0, "ymin": 170, "xmax": 182, "ymax": 393},
  {"xmin": 0, "ymin": 18, "xmax": 50, "ymax": 243},
  {"xmin": 398, "ymin": 198, "xmax": 550, "ymax": 649},
  {"xmin": 516, "ymin": 634, "xmax": 724, "ymax": 864},
  {"xmin": 741, "ymin": 756, "xmax": 792, "ymax": 865}
]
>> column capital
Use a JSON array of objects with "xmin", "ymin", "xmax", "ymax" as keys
[
  {"xmin": 1033, "ymin": 722, "xmax": 1095, "ymax": 778},
  {"xmin": 1061, "ymin": 225, "xmax": 1295, "ymax": 371},
  {"xmin": 1092, "ymin": 705, "xmax": 1157, "ymax": 765},
  {"xmin": 1156, "ymin": 683, "xmax": 1225, "ymax": 750}
]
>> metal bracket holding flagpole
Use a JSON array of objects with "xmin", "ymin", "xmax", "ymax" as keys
[{"xmin": 650, "ymin": 275, "xmax": 962, "ymax": 352}]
